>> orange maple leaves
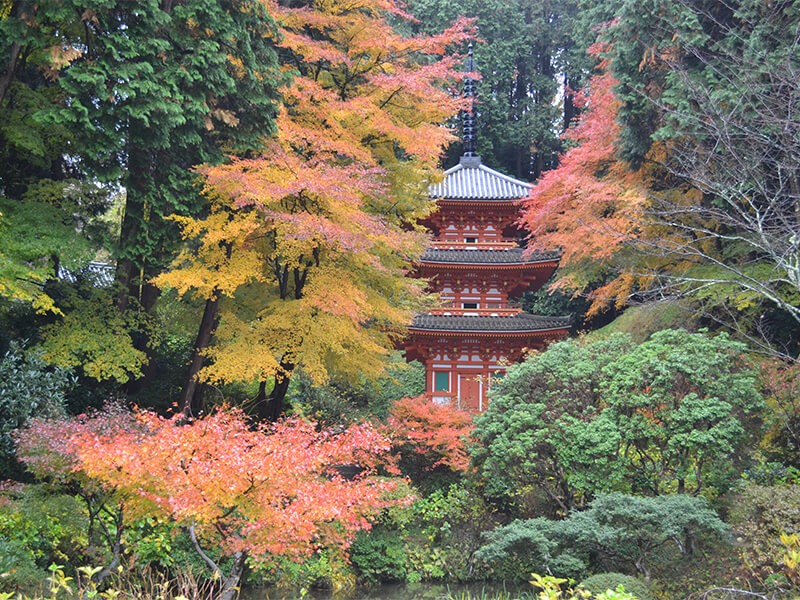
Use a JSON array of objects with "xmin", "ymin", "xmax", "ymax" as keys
[
  {"xmin": 17, "ymin": 407, "xmax": 400, "ymax": 561},
  {"xmin": 154, "ymin": 0, "xmax": 476, "ymax": 389},
  {"xmin": 520, "ymin": 46, "xmax": 648, "ymax": 317},
  {"xmin": 386, "ymin": 395, "xmax": 474, "ymax": 473}
]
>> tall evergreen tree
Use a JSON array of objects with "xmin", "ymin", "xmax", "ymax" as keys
[
  {"xmin": 407, "ymin": 0, "xmax": 585, "ymax": 179},
  {"xmin": 1, "ymin": 1, "xmax": 285, "ymax": 388}
]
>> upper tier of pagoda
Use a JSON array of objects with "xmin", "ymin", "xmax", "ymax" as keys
[{"xmin": 429, "ymin": 155, "xmax": 531, "ymax": 201}]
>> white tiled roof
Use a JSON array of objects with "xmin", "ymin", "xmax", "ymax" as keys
[
  {"xmin": 428, "ymin": 156, "xmax": 532, "ymax": 200},
  {"xmin": 57, "ymin": 261, "xmax": 115, "ymax": 287}
]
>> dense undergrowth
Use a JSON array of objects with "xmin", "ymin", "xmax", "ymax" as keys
[{"xmin": 1, "ymin": 327, "xmax": 799, "ymax": 600}]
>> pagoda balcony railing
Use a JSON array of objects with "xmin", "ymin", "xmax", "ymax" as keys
[
  {"xmin": 428, "ymin": 302, "xmax": 522, "ymax": 317},
  {"xmin": 429, "ymin": 239, "xmax": 520, "ymax": 250}
]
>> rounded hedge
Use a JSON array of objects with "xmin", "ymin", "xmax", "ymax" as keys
[{"xmin": 579, "ymin": 573, "xmax": 653, "ymax": 600}]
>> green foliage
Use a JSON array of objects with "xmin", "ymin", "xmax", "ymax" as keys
[
  {"xmin": 0, "ymin": 485, "xmax": 90, "ymax": 593},
  {"xmin": 590, "ymin": 302, "xmax": 699, "ymax": 343},
  {"xmin": 476, "ymin": 493, "xmax": 728, "ymax": 581},
  {"xmin": 472, "ymin": 333, "xmax": 632, "ymax": 509},
  {"xmin": 579, "ymin": 574, "xmax": 652, "ymax": 600},
  {"xmin": 728, "ymin": 484, "xmax": 800, "ymax": 575},
  {"xmin": 0, "ymin": 342, "xmax": 72, "ymax": 478},
  {"xmin": 38, "ymin": 0, "xmax": 285, "ymax": 283},
  {"xmin": 471, "ymin": 330, "xmax": 763, "ymax": 512},
  {"xmin": 350, "ymin": 482, "xmax": 496, "ymax": 584},
  {"xmin": 290, "ymin": 353, "xmax": 425, "ymax": 425},
  {"xmin": 0, "ymin": 195, "xmax": 103, "ymax": 314},
  {"xmin": 407, "ymin": 0, "xmax": 585, "ymax": 179}
]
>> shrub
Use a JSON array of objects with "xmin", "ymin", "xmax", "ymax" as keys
[
  {"xmin": 0, "ymin": 484, "xmax": 90, "ymax": 593},
  {"xmin": 476, "ymin": 493, "xmax": 728, "ymax": 580},
  {"xmin": 728, "ymin": 483, "xmax": 800, "ymax": 574},
  {"xmin": 350, "ymin": 482, "xmax": 497, "ymax": 583},
  {"xmin": 472, "ymin": 330, "xmax": 763, "ymax": 514},
  {"xmin": 0, "ymin": 341, "xmax": 73, "ymax": 478},
  {"xmin": 580, "ymin": 573, "xmax": 653, "ymax": 600}
]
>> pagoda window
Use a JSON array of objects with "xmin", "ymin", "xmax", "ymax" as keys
[
  {"xmin": 489, "ymin": 371, "xmax": 505, "ymax": 391},
  {"xmin": 434, "ymin": 371, "xmax": 450, "ymax": 392},
  {"xmin": 462, "ymin": 302, "xmax": 478, "ymax": 309},
  {"xmin": 465, "ymin": 237, "xmax": 477, "ymax": 244}
]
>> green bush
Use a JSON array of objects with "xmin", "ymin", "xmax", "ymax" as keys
[
  {"xmin": 350, "ymin": 528, "xmax": 409, "ymax": 582},
  {"xmin": 0, "ymin": 485, "xmax": 89, "ymax": 592},
  {"xmin": 350, "ymin": 482, "xmax": 497, "ymax": 584},
  {"xmin": 728, "ymin": 483, "xmax": 800, "ymax": 573},
  {"xmin": 580, "ymin": 573, "xmax": 653, "ymax": 600},
  {"xmin": 472, "ymin": 330, "xmax": 763, "ymax": 514},
  {"xmin": 0, "ymin": 342, "xmax": 73, "ymax": 478},
  {"xmin": 476, "ymin": 493, "xmax": 728, "ymax": 580},
  {"xmin": 0, "ymin": 538, "xmax": 47, "ymax": 593}
]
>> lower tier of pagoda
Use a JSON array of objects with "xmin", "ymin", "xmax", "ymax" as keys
[{"xmin": 404, "ymin": 313, "xmax": 569, "ymax": 412}]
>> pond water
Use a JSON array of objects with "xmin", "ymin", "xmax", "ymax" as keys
[{"xmin": 241, "ymin": 581, "xmax": 530, "ymax": 600}]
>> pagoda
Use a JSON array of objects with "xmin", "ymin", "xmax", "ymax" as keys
[{"xmin": 403, "ymin": 46, "xmax": 569, "ymax": 412}]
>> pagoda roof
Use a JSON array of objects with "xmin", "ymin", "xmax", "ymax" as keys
[
  {"xmin": 57, "ymin": 261, "xmax": 115, "ymax": 287},
  {"xmin": 409, "ymin": 313, "xmax": 570, "ymax": 333},
  {"xmin": 420, "ymin": 247, "xmax": 560, "ymax": 265},
  {"xmin": 428, "ymin": 156, "xmax": 532, "ymax": 201}
]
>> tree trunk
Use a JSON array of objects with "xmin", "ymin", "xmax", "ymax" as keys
[
  {"xmin": 253, "ymin": 379, "xmax": 269, "ymax": 421},
  {"xmin": 219, "ymin": 552, "xmax": 247, "ymax": 600},
  {"xmin": 0, "ymin": 3, "xmax": 30, "ymax": 106},
  {"xmin": 92, "ymin": 506, "xmax": 124, "ymax": 588},
  {"xmin": 563, "ymin": 73, "xmax": 579, "ymax": 131},
  {"xmin": 180, "ymin": 295, "xmax": 221, "ymax": 418},
  {"xmin": 124, "ymin": 281, "xmax": 161, "ymax": 395},
  {"xmin": 188, "ymin": 523, "xmax": 246, "ymax": 600},
  {"xmin": 116, "ymin": 143, "xmax": 166, "ymax": 395},
  {"xmin": 264, "ymin": 357, "xmax": 295, "ymax": 422}
]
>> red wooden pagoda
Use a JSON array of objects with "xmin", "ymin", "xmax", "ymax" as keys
[{"xmin": 402, "ymin": 46, "xmax": 569, "ymax": 412}]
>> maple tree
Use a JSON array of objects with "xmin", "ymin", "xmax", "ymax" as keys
[
  {"xmin": 525, "ymin": 0, "xmax": 800, "ymax": 358},
  {"xmin": 519, "ymin": 45, "xmax": 649, "ymax": 318},
  {"xmin": 15, "ymin": 407, "xmax": 140, "ymax": 585},
  {"xmin": 155, "ymin": 0, "xmax": 475, "ymax": 418},
  {"xmin": 17, "ymin": 407, "xmax": 399, "ymax": 598},
  {"xmin": 386, "ymin": 394, "xmax": 474, "ymax": 478}
]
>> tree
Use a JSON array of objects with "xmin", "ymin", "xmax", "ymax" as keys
[
  {"xmin": 471, "ymin": 330, "xmax": 763, "ymax": 513},
  {"xmin": 407, "ymin": 0, "xmax": 585, "ymax": 179},
  {"xmin": 621, "ymin": 0, "xmax": 800, "ymax": 359},
  {"xmin": 523, "ymin": 0, "xmax": 800, "ymax": 358},
  {"xmin": 0, "ymin": 2, "xmax": 113, "ymax": 314},
  {"xmin": 154, "ymin": 0, "xmax": 475, "ymax": 418},
  {"xmin": 5, "ymin": 0, "xmax": 286, "ymax": 391},
  {"xmin": 15, "ymin": 407, "xmax": 140, "ymax": 585},
  {"xmin": 386, "ymin": 394, "xmax": 474, "ymax": 479},
  {"xmin": 602, "ymin": 328, "xmax": 763, "ymax": 495},
  {"xmin": 520, "ymin": 44, "xmax": 669, "ymax": 320},
  {"xmin": 471, "ymin": 333, "xmax": 633, "ymax": 514},
  {"xmin": 40, "ymin": 407, "xmax": 399, "ymax": 600}
]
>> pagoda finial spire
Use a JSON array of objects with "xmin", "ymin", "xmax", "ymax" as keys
[{"xmin": 462, "ymin": 42, "xmax": 477, "ymax": 157}]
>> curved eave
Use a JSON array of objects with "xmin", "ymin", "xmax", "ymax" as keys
[
  {"xmin": 417, "ymin": 259, "xmax": 559, "ymax": 269},
  {"xmin": 433, "ymin": 198, "xmax": 524, "ymax": 207},
  {"xmin": 407, "ymin": 326, "xmax": 569, "ymax": 337}
]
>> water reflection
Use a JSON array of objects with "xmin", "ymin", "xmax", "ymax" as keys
[{"xmin": 242, "ymin": 581, "xmax": 528, "ymax": 600}]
